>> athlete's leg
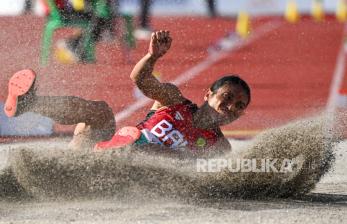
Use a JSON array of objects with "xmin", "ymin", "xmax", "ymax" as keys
[
  {"xmin": 31, "ymin": 95, "xmax": 116, "ymax": 141},
  {"xmin": 4, "ymin": 69, "xmax": 115, "ymax": 148},
  {"xmin": 139, "ymin": 0, "xmax": 152, "ymax": 29}
]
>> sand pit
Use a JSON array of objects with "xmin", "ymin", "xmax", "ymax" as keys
[
  {"xmin": 0, "ymin": 114, "xmax": 342, "ymax": 201},
  {"xmin": 0, "ymin": 115, "xmax": 346, "ymax": 223}
]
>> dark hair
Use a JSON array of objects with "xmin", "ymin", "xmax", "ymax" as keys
[{"xmin": 210, "ymin": 75, "xmax": 251, "ymax": 105}]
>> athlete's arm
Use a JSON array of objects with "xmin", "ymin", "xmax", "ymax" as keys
[{"xmin": 130, "ymin": 30, "xmax": 186, "ymax": 106}]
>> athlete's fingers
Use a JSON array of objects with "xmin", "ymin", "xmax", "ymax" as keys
[
  {"xmin": 162, "ymin": 31, "xmax": 170, "ymax": 44},
  {"xmin": 160, "ymin": 32, "xmax": 165, "ymax": 43},
  {"xmin": 151, "ymin": 32, "xmax": 157, "ymax": 42},
  {"xmin": 158, "ymin": 30, "xmax": 164, "ymax": 41},
  {"xmin": 166, "ymin": 37, "xmax": 172, "ymax": 49},
  {"xmin": 167, "ymin": 32, "xmax": 171, "ymax": 41},
  {"xmin": 163, "ymin": 30, "xmax": 168, "ymax": 39},
  {"xmin": 167, "ymin": 36, "xmax": 172, "ymax": 45}
]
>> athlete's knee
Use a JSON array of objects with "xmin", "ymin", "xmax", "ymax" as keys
[
  {"xmin": 86, "ymin": 100, "xmax": 115, "ymax": 130},
  {"xmin": 92, "ymin": 101, "xmax": 115, "ymax": 141},
  {"xmin": 97, "ymin": 101, "xmax": 114, "ymax": 120}
]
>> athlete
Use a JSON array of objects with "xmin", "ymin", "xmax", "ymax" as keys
[
  {"xmin": 53, "ymin": 0, "xmax": 114, "ymax": 63},
  {"xmin": 4, "ymin": 30, "xmax": 251, "ymax": 155}
]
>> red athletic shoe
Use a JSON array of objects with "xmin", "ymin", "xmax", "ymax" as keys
[
  {"xmin": 4, "ymin": 69, "xmax": 37, "ymax": 117},
  {"xmin": 94, "ymin": 126, "xmax": 141, "ymax": 150}
]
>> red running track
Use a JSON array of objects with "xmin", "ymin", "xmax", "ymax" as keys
[{"xmin": 0, "ymin": 15, "xmax": 345, "ymax": 138}]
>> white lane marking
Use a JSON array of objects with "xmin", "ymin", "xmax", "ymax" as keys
[
  {"xmin": 326, "ymin": 23, "xmax": 347, "ymax": 113},
  {"xmin": 115, "ymin": 20, "xmax": 283, "ymax": 122}
]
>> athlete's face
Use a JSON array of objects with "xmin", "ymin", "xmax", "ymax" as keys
[{"xmin": 204, "ymin": 83, "xmax": 249, "ymax": 126}]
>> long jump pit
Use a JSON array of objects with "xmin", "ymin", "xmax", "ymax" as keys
[{"xmin": 0, "ymin": 112, "xmax": 346, "ymax": 224}]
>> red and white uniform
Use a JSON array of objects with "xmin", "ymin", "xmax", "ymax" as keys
[{"xmin": 136, "ymin": 102, "xmax": 220, "ymax": 151}]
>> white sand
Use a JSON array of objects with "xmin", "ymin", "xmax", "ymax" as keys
[{"xmin": 0, "ymin": 116, "xmax": 346, "ymax": 224}]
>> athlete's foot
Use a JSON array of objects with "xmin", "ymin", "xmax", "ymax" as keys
[
  {"xmin": 4, "ymin": 69, "xmax": 37, "ymax": 117},
  {"xmin": 68, "ymin": 123, "xmax": 100, "ymax": 151}
]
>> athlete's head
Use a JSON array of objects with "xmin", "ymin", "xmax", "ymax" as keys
[{"xmin": 204, "ymin": 75, "xmax": 251, "ymax": 126}]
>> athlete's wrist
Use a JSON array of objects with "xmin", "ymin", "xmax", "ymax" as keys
[{"xmin": 146, "ymin": 52, "xmax": 160, "ymax": 62}]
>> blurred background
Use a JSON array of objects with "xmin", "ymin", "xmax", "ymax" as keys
[{"xmin": 0, "ymin": 0, "xmax": 347, "ymax": 140}]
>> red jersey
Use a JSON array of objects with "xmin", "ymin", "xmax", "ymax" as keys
[{"xmin": 136, "ymin": 102, "xmax": 220, "ymax": 151}]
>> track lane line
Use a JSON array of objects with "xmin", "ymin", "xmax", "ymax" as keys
[{"xmin": 327, "ymin": 23, "xmax": 347, "ymax": 112}]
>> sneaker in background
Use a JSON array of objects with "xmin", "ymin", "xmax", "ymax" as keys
[{"xmin": 54, "ymin": 39, "xmax": 80, "ymax": 64}]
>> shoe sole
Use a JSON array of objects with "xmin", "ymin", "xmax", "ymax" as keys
[
  {"xmin": 4, "ymin": 69, "xmax": 36, "ymax": 117},
  {"xmin": 94, "ymin": 126, "xmax": 141, "ymax": 150}
]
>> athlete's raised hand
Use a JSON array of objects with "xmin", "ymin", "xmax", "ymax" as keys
[
  {"xmin": 148, "ymin": 30, "xmax": 172, "ymax": 59},
  {"xmin": 131, "ymin": 29, "xmax": 184, "ymax": 107}
]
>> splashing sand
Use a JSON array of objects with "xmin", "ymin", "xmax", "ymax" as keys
[{"xmin": 1, "ymin": 113, "xmax": 345, "ymax": 200}]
